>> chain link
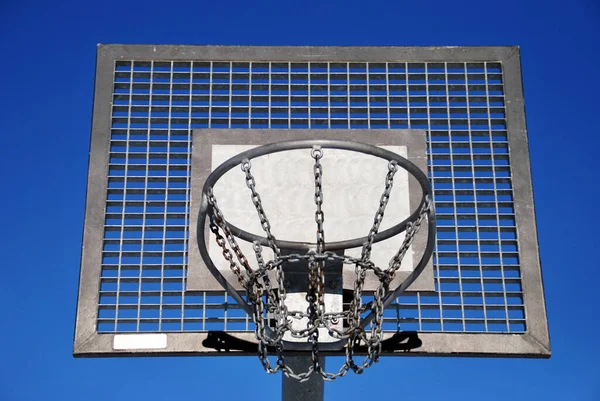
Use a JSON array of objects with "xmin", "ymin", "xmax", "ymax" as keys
[{"xmin": 204, "ymin": 150, "xmax": 432, "ymax": 381}]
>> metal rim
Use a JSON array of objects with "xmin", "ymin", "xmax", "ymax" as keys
[
  {"xmin": 198, "ymin": 139, "xmax": 432, "ymax": 251},
  {"xmin": 195, "ymin": 139, "xmax": 437, "ymax": 341}
]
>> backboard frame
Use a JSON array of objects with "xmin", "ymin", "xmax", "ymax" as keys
[{"xmin": 74, "ymin": 45, "xmax": 550, "ymax": 358}]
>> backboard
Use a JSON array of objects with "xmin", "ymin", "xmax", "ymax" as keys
[{"xmin": 74, "ymin": 45, "xmax": 550, "ymax": 358}]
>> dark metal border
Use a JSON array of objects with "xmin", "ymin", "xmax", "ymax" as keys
[{"xmin": 73, "ymin": 45, "xmax": 550, "ymax": 358}]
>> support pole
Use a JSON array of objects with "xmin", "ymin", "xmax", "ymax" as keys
[{"xmin": 282, "ymin": 356, "xmax": 325, "ymax": 401}]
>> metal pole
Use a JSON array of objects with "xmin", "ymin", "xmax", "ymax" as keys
[{"xmin": 282, "ymin": 356, "xmax": 325, "ymax": 401}]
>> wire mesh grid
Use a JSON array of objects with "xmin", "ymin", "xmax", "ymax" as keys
[{"xmin": 98, "ymin": 60, "xmax": 525, "ymax": 335}]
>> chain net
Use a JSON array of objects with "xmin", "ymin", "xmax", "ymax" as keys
[{"xmin": 205, "ymin": 146, "xmax": 432, "ymax": 381}]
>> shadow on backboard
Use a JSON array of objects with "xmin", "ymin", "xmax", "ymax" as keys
[{"xmin": 202, "ymin": 331, "xmax": 422, "ymax": 354}]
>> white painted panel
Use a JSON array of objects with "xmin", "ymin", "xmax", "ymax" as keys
[{"xmin": 210, "ymin": 145, "xmax": 413, "ymax": 273}]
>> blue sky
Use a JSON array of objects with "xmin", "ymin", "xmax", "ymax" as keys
[{"xmin": 1, "ymin": 0, "xmax": 599, "ymax": 400}]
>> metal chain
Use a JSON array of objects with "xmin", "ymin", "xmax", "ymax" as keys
[
  {"xmin": 208, "ymin": 216, "xmax": 245, "ymax": 288},
  {"xmin": 204, "ymin": 150, "xmax": 432, "ymax": 381},
  {"xmin": 344, "ymin": 159, "xmax": 399, "ymax": 369},
  {"xmin": 241, "ymin": 159, "xmax": 281, "ymax": 257},
  {"xmin": 241, "ymin": 161, "xmax": 289, "ymax": 358},
  {"xmin": 312, "ymin": 147, "xmax": 325, "ymax": 254},
  {"xmin": 361, "ymin": 160, "xmax": 398, "ymax": 261},
  {"xmin": 206, "ymin": 190, "xmax": 253, "ymax": 274},
  {"xmin": 387, "ymin": 196, "xmax": 432, "ymax": 281},
  {"xmin": 312, "ymin": 148, "xmax": 326, "ymax": 310},
  {"xmin": 309, "ymin": 146, "xmax": 325, "ymax": 371}
]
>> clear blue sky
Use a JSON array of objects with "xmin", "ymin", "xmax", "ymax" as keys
[{"xmin": 1, "ymin": 0, "xmax": 598, "ymax": 400}]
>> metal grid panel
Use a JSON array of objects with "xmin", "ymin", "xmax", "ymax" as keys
[{"xmin": 99, "ymin": 58, "xmax": 524, "ymax": 335}]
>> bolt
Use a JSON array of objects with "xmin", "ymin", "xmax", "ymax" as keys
[
  {"xmin": 331, "ymin": 317, "xmax": 339, "ymax": 324},
  {"xmin": 328, "ymin": 280, "xmax": 338, "ymax": 289},
  {"xmin": 284, "ymin": 279, "xmax": 292, "ymax": 288}
]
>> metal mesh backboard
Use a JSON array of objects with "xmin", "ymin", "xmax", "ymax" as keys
[{"xmin": 74, "ymin": 45, "xmax": 549, "ymax": 357}]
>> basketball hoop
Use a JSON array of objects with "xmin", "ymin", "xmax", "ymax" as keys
[{"xmin": 196, "ymin": 139, "xmax": 435, "ymax": 380}]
